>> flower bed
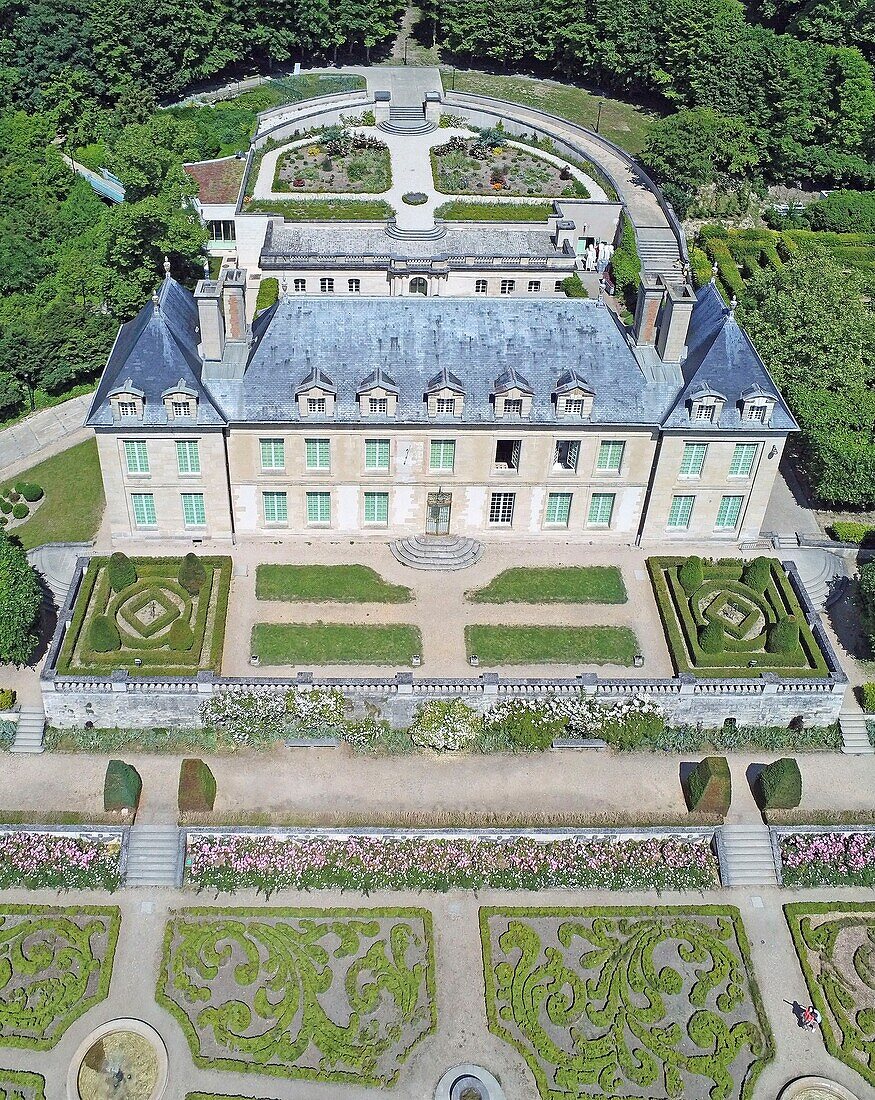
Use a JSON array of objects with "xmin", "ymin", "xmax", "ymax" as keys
[
  {"xmin": 779, "ymin": 830, "xmax": 875, "ymax": 887},
  {"xmin": 273, "ymin": 132, "xmax": 391, "ymax": 194},
  {"xmin": 186, "ymin": 832, "xmax": 719, "ymax": 894},
  {"xmin": 0, "ymin": 832, "xmax": 122, "ymax": 891},
  {"xmin": 431, "ymin": 135, "xmax": 588, "ymax": 198}
]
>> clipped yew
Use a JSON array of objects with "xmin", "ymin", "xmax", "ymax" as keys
[
  {"xmin": 699, "ymin": 620, "xmax": 725, "ymax": 653},
  {"xmin": 684, "ymin": 757, "xmax": 731, "ymax": 816},
  {"xmin": 178, "ymin": 552, "xmax": 206, "ymax": 596},
  {"xmin": 88, "ymin": 614, "xmax": 120, "ymax": 653},
  {"xmin": 756, "ymin": 757, "xmax": 802, "ymax": 809},
  {"xmin": 742, "ymin": 555, "xmax": 772, "ymax": 593},
  {"xmin": 107, "ymin": 552, "xmax": 137, "ymax": 592},
  {"xmin": 767, "ymin": 615, "xmax": 799, "ymax": 654},
  {"xmin": 103, "ymin": 760, "xmax": 142, "ymax": 812},
  {"xmin": 678, "ymin": 555, "xmax": 704, "ymax": 595},
  {"xmin": 167, "ymin": 619, "xmax": 194, "ymax": 651},
  {"xmin": 178, "ymin": 758, "xmax": 217, "ymax": 812}
]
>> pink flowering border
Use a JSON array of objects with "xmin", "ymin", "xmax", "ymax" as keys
[
  {"xmin": 0, "ymin": 830, "xmax": 123, "ymax": 891},
  {"xmin": 778, "ymin": 829, "xmax": 875, "ymax": 887}
]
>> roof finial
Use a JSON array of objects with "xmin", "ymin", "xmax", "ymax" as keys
[
  {"xmin": 202, "ymin": 258, "xmax": 210, "ymax": 279},
  {"xmin": 163, "ymin": 255, "xmax": 171, "ymax": 275},
  {"xmin": 710, "ymin": 261, "xmax": 719, "ymax": 284},
  {"xmin": 281, "ymin": 276, "xmax": 288, "ymax": 296},
  {"xmin": 152, "ymin": 289, "xmax": 160, "ymax": 314},
  {"xmin": 728, "ymin": 294, "xmax": 738, "ymax": 320}
]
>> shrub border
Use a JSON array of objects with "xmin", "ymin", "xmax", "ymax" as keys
[
  {"xmin": 480, "ymin": 903, "xmax": 775, "ymax": 1100},
  {"xmin": 0, "ymin": 1069, "xmax": 45, "ymax": 1098},
  {"xmin": 156, "ymin": 905, "xmax": 437, "ymax": 1086},
  {"xmin": 784, "ymin": 901, "xmax": 875, "ymax": 1088},
  {"xmin": 0, "ymin": 904, "xmax": 120, "ymax": 1051}
]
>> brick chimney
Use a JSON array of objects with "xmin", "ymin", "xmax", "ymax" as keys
[
  {"xmin": 656, "ymin": 280, "xmax": 696, "ymax": 363},
  {"xmin": 221, "ymin": 268, "xmax": 248, "ymax": 344},
  {"xmin": 632, "ymin": 275, "xmax": 664, "ymax": 346},
  {"xmin": 194, "ymin": 279, "xmax": 224, "ymax": 363}
]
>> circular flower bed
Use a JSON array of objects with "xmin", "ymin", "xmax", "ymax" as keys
[{"xmin": 402, "ymin": 191, "xmax": 428, "ymax": 205}]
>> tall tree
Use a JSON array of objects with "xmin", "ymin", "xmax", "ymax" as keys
[{"xmin": 0, "ymin": 531, "xmax": 42, "ymax": 666}]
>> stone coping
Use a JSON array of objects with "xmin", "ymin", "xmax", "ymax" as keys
[
  {"xmin": 778, "ymin": 1077, "xmax": 861, "ymax": 1100},
  {"xmin": 185, "ymin": 824, "xmax": 717, "ymax": 843}
]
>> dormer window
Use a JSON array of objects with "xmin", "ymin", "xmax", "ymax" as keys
[
  {"xmin": 436, "ymin": 397, "xmax": 456, "ymax": 415},
  {"xmin": 505, "ymin": 398, "xmax": 524, "ymax": 416},
  {"xmin": 162, "ymin": 380, "xmax": 198, "ymax": 420},
  {"xmin": 296, "ymin": 368, "xmax": 337, "ymax": 417},
  {"xmin": 109, "ymin": 379, "xmax": 145, "ymax": 422},
  {"xmin": 118, "ymin": 402, "xmax": 138, "ymax": 417},
  {"xmin": 554, "ymin": 372, "xmax": 594, "ymax": 419},
  {"xmin": 357, "ymin": 367, "xmax": 398, "ymax": 418},
  {"xmin": 694, "ymin": 404, "xmax": 714, "ymax": 423},
  {"xmin": 493, "ymin": 367, "xmax": 533, "ymax": 419},
  {"xmin": 746, "ymin": 404, "xmax": 767, "ymax": 423},
  {"xmin": 369, "ymin": 398, "xmax": 388, "ymax": 415},
  {"xmin": 688, "ymin": 385, "xmax": 725, "ymax": 424},
  {"xmin": 172, "ymin": 400, "xmax": 192, "ymax": 418},
  {"xmin": 308, "ymin": 397, "xmax": 326, "ymax": 415},
  {"xmin": 739, "ymin": 385, "xmax": 777, "ymax": 426},
  {"xmin": 427, "ymin": 368, "xmax": 465, "ymax": 418},
  {"xmin": 564, "ymin": 398, "xmax": 585, "ymax": 415}
]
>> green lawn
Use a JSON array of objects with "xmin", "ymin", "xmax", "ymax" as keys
[
  {"xmin": 469, "ymin": 567, "xmax": 627, "ymax": 604},
  {"xmin": 252, "ymin": 623, "xmax": 422, "ymax": 665},
  {"xmin": 465, "ymin": 625, "xmax": 638, "ymax": 666},
  {"xmin": 444, "ymin": 70, "xmax": 658, "ymax": 155},
  {"xmin": 243, "ymin": 198, "xmax": 394, "ymax": 220},
  {"xmin": 434, "ymin": 200, "xmax": 553, "ymax": 222},
  {"xmin": 256, "ymin": 565, "xmax": 412, "ymax": 603},
  {"xmin": 8, "ymin": 438, "xmax": 104, "ymax": 550}
]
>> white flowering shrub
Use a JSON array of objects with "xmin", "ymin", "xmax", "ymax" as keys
[
  {"xmin": 285, "ymin": 687, "xmax": 348, "ymax": 734},
  {"xmin": 483, "ymin": 693, "xmax": 664, "ymax": 751},
  {"xmin": 200, "ymin": 688, "xmax": 288, "ymax": 746},
  {"xmin": 409, "ymin": 699, "xmax": 482, "ymax": 752},
  {"xmin": 483, "ymin": 698, "xmax": 568, "ymax": 750}
]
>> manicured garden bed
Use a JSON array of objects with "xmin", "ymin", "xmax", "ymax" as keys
[
  {"xmin": 469, "ymin": 566, "xmax": 627, "ymax": 604},
  {"xmin": 432, "ymin": 136, "xmax": 588, "ymax": 197},
  {"xmin": 251, "ymin": 622, "xmax": 421, "ymax": 664},
  {"xmin": 465, "ymin": 624, "xmax": 638, "ymax": 665},
  {"xmin": 56, "ymin": 555, "xmax": 231, "ymax": 677},
  {"xmin": 434, "ymin": 199, "xmax": 553, "ymax": 222},
  {"xmin": 274, "ymin": 135, "xmax": 390, "ymax": 193},
  {"xmin": 785, "ymin": 902, "xmax": 875, "ymax": 1088},
  {"xmin": 156, "ymin": 906, "xmax": 436, "ymax": 1087},
  {"xmin": 244, "ymin": 198, "xmax": 394, "ymax": 219},
  {"xmin": 255, "ymin": 564, "xmax": 411, "ymax": 603},
  {"xmin": 482, "ymin": 905, "xmax": 773, "ymax": 1100},
  {"xmin": 779, "ymin": 830, "xmax": 875, "ymax": 886},
  {"xmin": 0, "ymin": 906, "xmax": 119, "ymax": 1049},
  {"xmin": 0, "ymin": 1070, "xmax": 44, "ymax": 1099},
  {"xmin": 648, "ymin": 556, "xmax": 829, "ymax": 677},
  {"xmin": 185, "ymin": 833, "xmax": 718, "ymax": 893},
  {"xmin": 10, "ymin": 438, "xmax": 104, "ymax": 550},
  {"xmin": 0, "ymin": 831, "xmax": 122, "ymax": 890}
]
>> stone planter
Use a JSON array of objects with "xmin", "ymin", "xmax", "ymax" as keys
[{"xmin": 249, "ymin": 654, "xmax": 260, "ymax": 667}]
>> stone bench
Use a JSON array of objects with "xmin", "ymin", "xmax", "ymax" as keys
[
  {"xmin": 551, "ymin": 737, "xmax": 608, "ymax": 750},
  {"xmin": 283, "ymin": 736, "xmax": 338, "ymax": 748}
]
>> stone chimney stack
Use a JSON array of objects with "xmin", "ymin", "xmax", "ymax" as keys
[
  {"xmin": 221, "ymin": 268, "xmax": 248, "ymax": 344},
  {"xmin": 632, "ymin": 275, "xmax": 664, "ymax": 346},
  {"xmin": 655, "ymin": 280, "xmax": 696, "ymax": 363},
  {"xmin": 194, "ymin": 279, "xmax": 224, "ymax": 363}
]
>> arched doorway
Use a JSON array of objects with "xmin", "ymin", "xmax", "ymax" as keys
[{"xmin": 409, "ymin": 277, "xmax": 428, "ymax": 296}]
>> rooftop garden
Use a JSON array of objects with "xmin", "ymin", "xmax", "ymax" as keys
[
  {"xmin": 273, "ymin": 129, "xmax": 390, "ymax": 194},
  {"xmin": 432, "ymin": 131, "xmax": 589, "ymax": 198},
  {"xmin": 434, "ymin": 199, "xmax": 553, "ymax": 222},
  {"xmin": 183, "ymin": 157, "xmax": 245, "ymax": 204},
  {"xmin": 648, "ymin": 556, "xmax": 830, "ymax": 678}
]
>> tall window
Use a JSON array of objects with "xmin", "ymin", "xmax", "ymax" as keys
[
  {"xmin": 429, "ymin": 440, "xmax": 456, "ymax": 471},
  {"xmin": 181, "ymin": 493, "xmax": 206, "ymax": 526},
  {"xmin": 131, "ymin": 493, "xmax": 156, "ymax": 527},
  {"xmin": 436, "ymin": 397, "xmax": 455, "ymax": 414},
  {"xmin": 260, "ymin": 438, "xmax": 285, "ymax": 470},
  {"xmin": 172, "ymin": 400, "xmax": 192, "ymax": 418},
  {"xmin": 729, "ymin": 443, "xmax": 757, "ymax": 477},
  {"xmin": 306, "ymin": 491, "xmax": 331, "ymax": 524},
  {"xmin": 307, "ymin": 397, "xmax": 327, "ymax": 415},
  {"xmin": 348, "ymin": 278, "xmax": 361, "ymax": 293},
  {"xmin": 679, "ymin": 442, "xmax": 708, "ymax": 478},
  {"xmin": 176, "ymin": 440, "xmax": 200, "ymax": 475},
  {"xmin": 587, "ymin": 492, "xmax": 615, "ymax": 526},
  {"xmin": 364, "ymin": 491, "xmax": 389, "ymax": 525},
  {"xmin": 500, "ymin": 279, "xmax": 516, "ymax": 294},
  {"xmin": 553, "ymin": 440, "xmax": 580, "ymax": 471},
  {"xmin": 123, "ymin": 441, "xmax": 149, "ymax": 475},
  {"xmin": 595, "ymin": 440, "xmax": 625, "ymax": 474},
  {"xmin": 263, "ymin": 491, "xmax": 288, "ymax": 524},
  {"xmin": 293, "ymin": 278, "xmax": 307, "ymax": 292},
  {"xmin": 489, "ymin": 492, "xmax": 515, "ymax": 524},
  {"xmin": 667, "ymin": 495, "xmax": 694, "ymax": 530},
  {"xmin": 527, "ymin": 280, "xmax": 541, "ymax": 292},
  {"xmin": 715, "ymin": 495, "xmax": 744, "ymax": 529},
  {"xmin": 545, "ymin": 492, "xmax": 572, "ymax": 526},
  {"xmin": 554, "ymin": 281, "xmax": 564, "ymax": 292},
  {"xmin": 207, "ymin": 219, "xmax": 235, "ymax": 241},
  {"xmin": 474, "ymin": 279, "xmax": 487, "ymax": 295},
  {"xmin": 364, "ymin": 439, "xmax": 390, "ymax": 470},
  {"xmin": 369, "ymin": 397, "xmax": 388, "ymax": 415},
  {"xmin": 494, "ymin": 440, "xmax": 521, "ymax": 471},
  {"xmin": 320, "ymin": 278, "xmax": 334, "ymax": 293},
  {"xmin": 305, "ymin": 438, "xmax": 330, "ymax": 469}
]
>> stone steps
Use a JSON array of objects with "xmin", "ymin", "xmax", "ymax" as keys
[
  {"xmin": 635, "ymin": 231, "xmax": 683, "ymax": 276},
  {"xmin": 385, "ymin": 221, "xmax": 447, "ymax": 241},
  {"xmin": 379, "ymin": 107, "xmax": 436, "ymax": 135},
  {"xmin": 124, "ymin": 825, "xmax": 181, "ymax": 887},
  {"xmin": 840, "ymin": 711, "xmax": 875, "ymax": 755},
  {"xmin": 783, "ymin": 549, "xmax": 846, "ymax": 610},
  {"xmin": 720, "ymin": 823, "xmax": 778, "ymax": 886},
  {"xmin": 11, "ymin": 709, "xmax": 45, "ymax": 754},
  {"xmin": 390, "ymin": 535, "xmax": 483, "ymax": 571}
]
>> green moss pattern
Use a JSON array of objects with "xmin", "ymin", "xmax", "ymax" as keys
[
  {"xmin": 0, "ymin": 906, "xmax": 119, "ymax": 1050},
  {"xmin": 156, "ymin": 907, "xmax": 436, "ymax": 1086},
  {"xmin": 785, "ymin": 902, "xmax": 875, "ymax": 1088},
  {"xmin": 0, "ymin": 1069, "xmax": 45, "ymax": 1100},
  {"xmin": 481, "ymin": 906, "xmax": 773, "ymax": 1100}
]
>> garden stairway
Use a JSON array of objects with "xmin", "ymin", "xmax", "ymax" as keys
[
  {"xmin": 124, "ymin": 825, "xmax": 181, "ymax": 887},
  {"xmin": 390, "ymin": 535, "xmax": 483, "ymax": 570},
  {"xmin": 11, "ymin": 709, "xmax": 45, "ymax": 754},
  {"xmin": 720, "ymin": 823, "xmax": 778, "ymax": 887},
  {"xmin": 379, "ymin": 106, "xmax": 436, "ymax": 135},
  {"xmin": 839, "ymin": 711, "xmax": 875, "ymax": 755}
]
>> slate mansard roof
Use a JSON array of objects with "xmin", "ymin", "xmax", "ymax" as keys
[{"xmin": 88, "ymin": 279, "xmax": 796, "ymax": 433}]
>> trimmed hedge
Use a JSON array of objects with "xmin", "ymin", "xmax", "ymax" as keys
[
  {"xmin": 11, "ymin": 502, "xmax": 28, "ymax": 520},
  {"xmin": 178, "ymin": 759, "xmax": 217, "ymax": 812},
  {"xmin": 684, "ymin": 757, "xmax": 731, "ymax": 816},
  {"xmin": 0, "ymin": 688, "xmax": 15, "ymax": 710},
  {"xmin": 678, "ymin": 555, "xmax": 704, "ymax": 595},
  {"xmin": 698, "ymin": 620, "xmax": 725, "ymax": 653},
  {"xmin": 756, "ymin": 757, "xmax": 801, "ymax": 809},
  {"xmin": 741, "ymin": 556, "xmax": 772, "ymax": 594},
  {"xmin": 860, "ymin": 682, "xmax": 875, "ymax": 711},
  {"xmin": 108, "ymin": 552, "xmax": 137, "ymax": 592},
  {"xmin": 103, "ymin": 760, "xmax": 141, "ymax": 812},
  {"xmin": 178, "ymin": 552, "xmax": 207, "ymax": 596},
  {"xmin": 87, "ymin": 614, "xmax": 120, "ymax": 653},
  {"xmin": 829, "ymin": 521, "xmax": 875, "ymax": 546},
  {"xmin": 767, "ymin": 616, "xmax": 799, "ymax": 654}
]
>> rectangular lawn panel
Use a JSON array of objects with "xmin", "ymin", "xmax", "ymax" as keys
[
  {"xmin": 469, "ymin": 566, "xmax": 627, "ymax": 604},
  {"xmin": 482, "ymin": 905, "xmax": 773, "ymax": 1100},
  {"xmin": 252, "ymin": 622, "xmax": 421, "ymax": 664},
  {"xmin": 465, "ymin": 624, "xmax": 637, "ymax": 665},
  {"xmin": 10, "ymin": 438, "xmax": 104, "ymax": 550},
  {"xmin": 156, "ymin": 906, "xmax": 436, "ymax": 1087},
  {"xmin": 255, "ymin": 564, "xmax": 411, "ymax": 603},
  {"xmin": 785, "ymin": 902, "xmax": 875, "ymax": 1089}
]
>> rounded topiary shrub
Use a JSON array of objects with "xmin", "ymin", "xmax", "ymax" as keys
[
  {"xmin": 11, "ymin": 503, "xmax": 28, "ymax": 520},
  {"xmin": 755, "ymin": 756, "xmax": 802, "ymax": 809},
  {"xmin": 108, "ymin": 552, "xmax": 137, "ymax": 592},
  {"xmin": 742, "ymin": 555, "xmax": 772, "ymax": 594},
  {"xmin": 698, "ymin": 620, "xmax": 725, "ymax": 654},
  {"xmin": 0, "ymin": 499, "xmax": 10, "ymax": 514},
  {"xmin": 16, "ymin": 483, "xmax": 43, "ymax": 502},
  {"xmin": 88, "ymin": 613, "xmax": 121, "ymax": 653},
  {"xmin": 678, "ymin": 555, "xmax": 704, "ymax": 595},
  {"xmin": 178, "ymin": 552, "xmax": 206, "ymax": 596},
  {"xmin": 767, "ymin": 615, "xmax": 799, "ymax": 654},
  {"xmin": 167, "ymin": 618, "xmax": 194, "ymax": 651}
]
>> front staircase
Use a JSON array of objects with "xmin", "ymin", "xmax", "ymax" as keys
[
  {"xmin": 840, "ymin": 711, "xmax": 875, "ymax": 755},
  {"xmin": 385, "ymin": 219, "xmax": 447, "ymax": 242},
  {"xmin": 124, "ymin": 824, "xmax": 181, "ymax": 887},
  {"xmin": 390, "ymin": 535, "xmax": 483, "ymax": 571},
  {"xmin": 635, "ymin": 228, "xmax": 684, "ymax": 278},
  {"xmin": 720, "ymin": 822, "xmax": 778, "ymax": 886},
  {"xmin": 379, "ymin": 106, "xmax": 436, "ymax": 135},
  {"xmin": 11, "ymin": 709, "xmax": 45, "ymax": 754}
]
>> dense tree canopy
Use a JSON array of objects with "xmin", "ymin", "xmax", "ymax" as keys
[{"xmin": 0, "ymin": 532, "xmax": 43, "ymax": 666}]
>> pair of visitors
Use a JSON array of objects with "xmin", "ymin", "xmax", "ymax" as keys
[
  {"xmin": 802, "ymin": 1005, "xmax": 822, "ymax": 1031},
  {"xmin": 584, "ymin": 243, "xmax": 597, "ymax": 272}
]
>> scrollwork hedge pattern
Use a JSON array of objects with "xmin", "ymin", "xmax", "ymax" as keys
[
  {"xmin": 481, "ymin": 906, "xmax": 772, "ymax": 1100},
  {"xmin": 157, "ymin": 907, "xmax": 436, "ymax": 1086},
  {"xmin": 0, "ymin": 1069, "xmax": 45, "ymax": 1100},
  {"xmin": 0, "ymin": 906, "xmax": 119, "ymax": 1050},
  {"xmin": 785, "ymin": 902, "xmax": 875, "ymax": 1088}
]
